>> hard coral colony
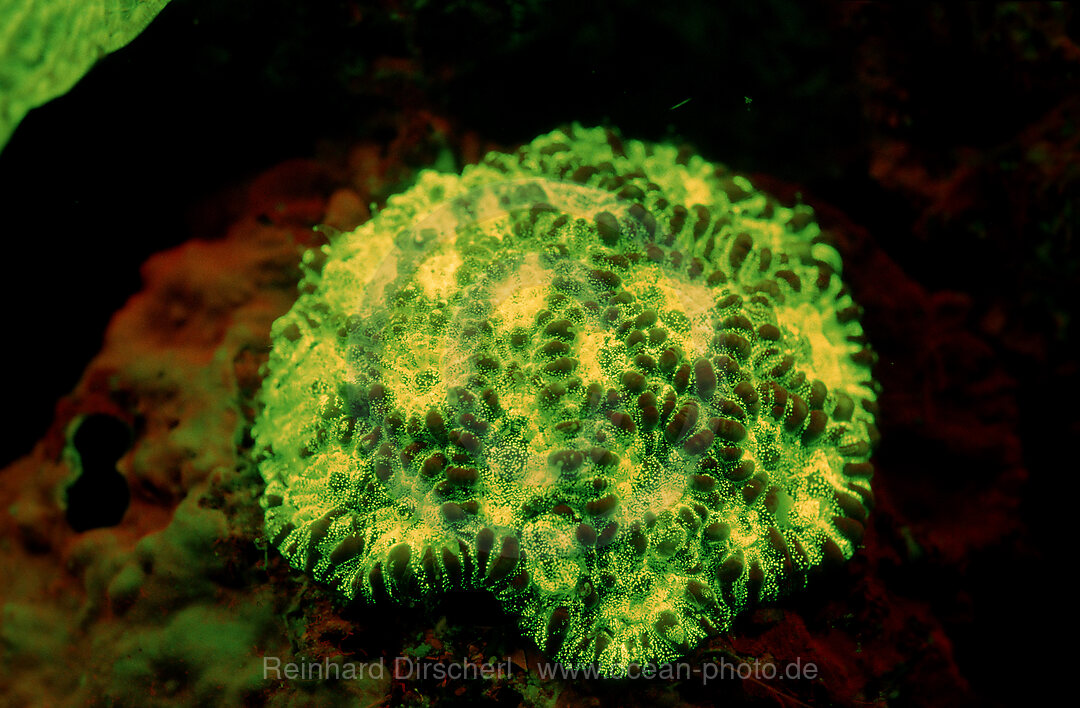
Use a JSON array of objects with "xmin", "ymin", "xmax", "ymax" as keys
[{"xmin": 253, "ymin": 125, "xmax": 878, "ymax": 674}]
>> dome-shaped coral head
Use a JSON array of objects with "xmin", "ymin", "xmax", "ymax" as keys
[{"xmin": 254, "ymin": 125, "xmax": 879, "ymax": 674}]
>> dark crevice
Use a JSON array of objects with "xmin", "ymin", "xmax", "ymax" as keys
[{"xmin": 65, "ymin": 414, "xmax": 133, "ymax": 532}]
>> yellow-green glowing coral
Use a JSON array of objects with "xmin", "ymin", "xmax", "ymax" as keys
[
  {"xmin": 0, "ymin": 0, "xmax": 171, "ymax": 151},
  {"xmin": 253, "ymin": 125, "xmax": 879, "ymax": 673}
]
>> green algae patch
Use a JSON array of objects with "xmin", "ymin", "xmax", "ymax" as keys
[
  {"xmin": 107, "ymin": 604, "xmax": 272, "ymax": 705},
  {"xmin": 1, "ymin": 601, "xmax": 71, "ymax": 666},
  {"xmin": 253, "ymin": 125, "xmax": 879, "ymax": 674}
]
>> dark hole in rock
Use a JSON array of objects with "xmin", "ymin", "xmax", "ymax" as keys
[{"xmin": 65, "ymin": 414, "xmax": 132, "ymax": 532}]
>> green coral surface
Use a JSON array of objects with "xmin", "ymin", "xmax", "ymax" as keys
[
  {"xmin": 254, "ymin": 125, "xmax": 878, "ymax": 674},
  {"xmin": 0, "ymin": 0, "xmax": 170, "ymax": 150}
]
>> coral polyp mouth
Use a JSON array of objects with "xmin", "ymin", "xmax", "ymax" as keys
[{"xmin": 253, "ymin": 124, "xmax": 878, "ymax": 674}]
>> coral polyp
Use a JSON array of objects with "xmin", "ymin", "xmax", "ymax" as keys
[{"xmin": 253, "ymin": 125, "xmax": 878, "ymax": 673}]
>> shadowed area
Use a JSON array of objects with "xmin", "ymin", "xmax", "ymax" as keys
[{"xmin": 65, "ymin": 413, "xmax": 132, "ymax": 531}]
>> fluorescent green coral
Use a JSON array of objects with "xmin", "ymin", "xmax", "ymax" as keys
[
  {"xmin": 254, "ymin": 125, "xmax": 879, "ymax": 673},
  {"xmin": 0, "ymin": 0, "xmax": 170, "ymax": 150}
]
